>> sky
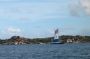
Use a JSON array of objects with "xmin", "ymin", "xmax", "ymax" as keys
[{"xmin": 0, "ymin": 0, "xmax": 90, "ymax": 39}]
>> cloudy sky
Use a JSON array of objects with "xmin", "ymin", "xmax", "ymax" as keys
[{"xmin": 0, "ymin": 0, "xmax": 90, "ymax": 39}]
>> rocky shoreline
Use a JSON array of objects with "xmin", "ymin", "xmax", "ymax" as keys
[{"xmin": 0, "ymin": 35, "xmax": 90, "ymax": 45}]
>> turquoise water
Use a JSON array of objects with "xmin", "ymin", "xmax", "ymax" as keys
[{"xmin": 0, "ymin": 43, "xmax": 90, "ymax": 59}]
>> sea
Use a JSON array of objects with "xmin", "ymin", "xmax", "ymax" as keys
[{"xmin": 0, "ymin": 43, "xmax": 90, "ymax": 59}]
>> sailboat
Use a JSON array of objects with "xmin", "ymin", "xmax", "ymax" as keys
[{"xmin": 51, "ymin": 29, "xmax": 61, "ymax": 44}]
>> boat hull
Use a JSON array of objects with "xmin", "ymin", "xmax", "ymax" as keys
[{"xmin": 51, "ymin": 42, "xmax": 64, "ymax": 44}]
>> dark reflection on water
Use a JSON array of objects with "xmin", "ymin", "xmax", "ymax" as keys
[{"xmin": 0, "ymin": 43, "xmax": 90, "ymax": 59}]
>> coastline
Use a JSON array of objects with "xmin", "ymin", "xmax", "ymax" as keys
[{"xmin": 0, "ymin": 35, "xmax": 90, "ymax": 45}]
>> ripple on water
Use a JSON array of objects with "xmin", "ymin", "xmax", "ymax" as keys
[{"xmin": 0, "ymin": 43, "xmax": 90, "ymax": 59}]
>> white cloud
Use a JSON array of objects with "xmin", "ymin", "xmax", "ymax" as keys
[
  {"xmin": 80, "ymin": 0, "xmax": 90, "ymax": 15},
  {"xmin": 7, "ymin": 27, "xmax": 21, "ymax": 33},
  {"xmin": 69, "ymin": 0, "xmax": 90, "ymax": 16},
  {"xmin": 0, "ymin": 27, "xmax": 22, "ymax": 38}
]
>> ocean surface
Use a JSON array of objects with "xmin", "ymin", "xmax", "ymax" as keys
[{"xmin": 0, "ymin": 43, "xmax": 90, "ymax": 59}]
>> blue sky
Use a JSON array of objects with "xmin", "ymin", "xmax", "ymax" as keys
[{"xmin": 0, "ymin": 0, "xmax": 90, "ymax": 39}]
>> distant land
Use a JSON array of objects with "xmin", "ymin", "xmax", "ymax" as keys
[{"xmin": 0, "ymin": 35, "xmax": 90, "ymax": 45}]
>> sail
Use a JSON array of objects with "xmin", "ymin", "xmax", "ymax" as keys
[
  {"xmin": 52, "ymin": 29, "xmax": 60, "ymax": 44},
  {"xmin": 55, "ymin": 29, "xmax": 59, "ymax": 34},
  {"xmin": 54, "ymin": 29, "xmax": 59, "ymax": 39}
]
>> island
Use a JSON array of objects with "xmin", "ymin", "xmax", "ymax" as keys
[{"xmin": 0, "ymin": 35, "xmax": 90, "ymax": 45}]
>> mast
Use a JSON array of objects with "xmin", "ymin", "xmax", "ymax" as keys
[{"xmin": 54, "ymin": 29, "xmax": 59, "ymax": 40}]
